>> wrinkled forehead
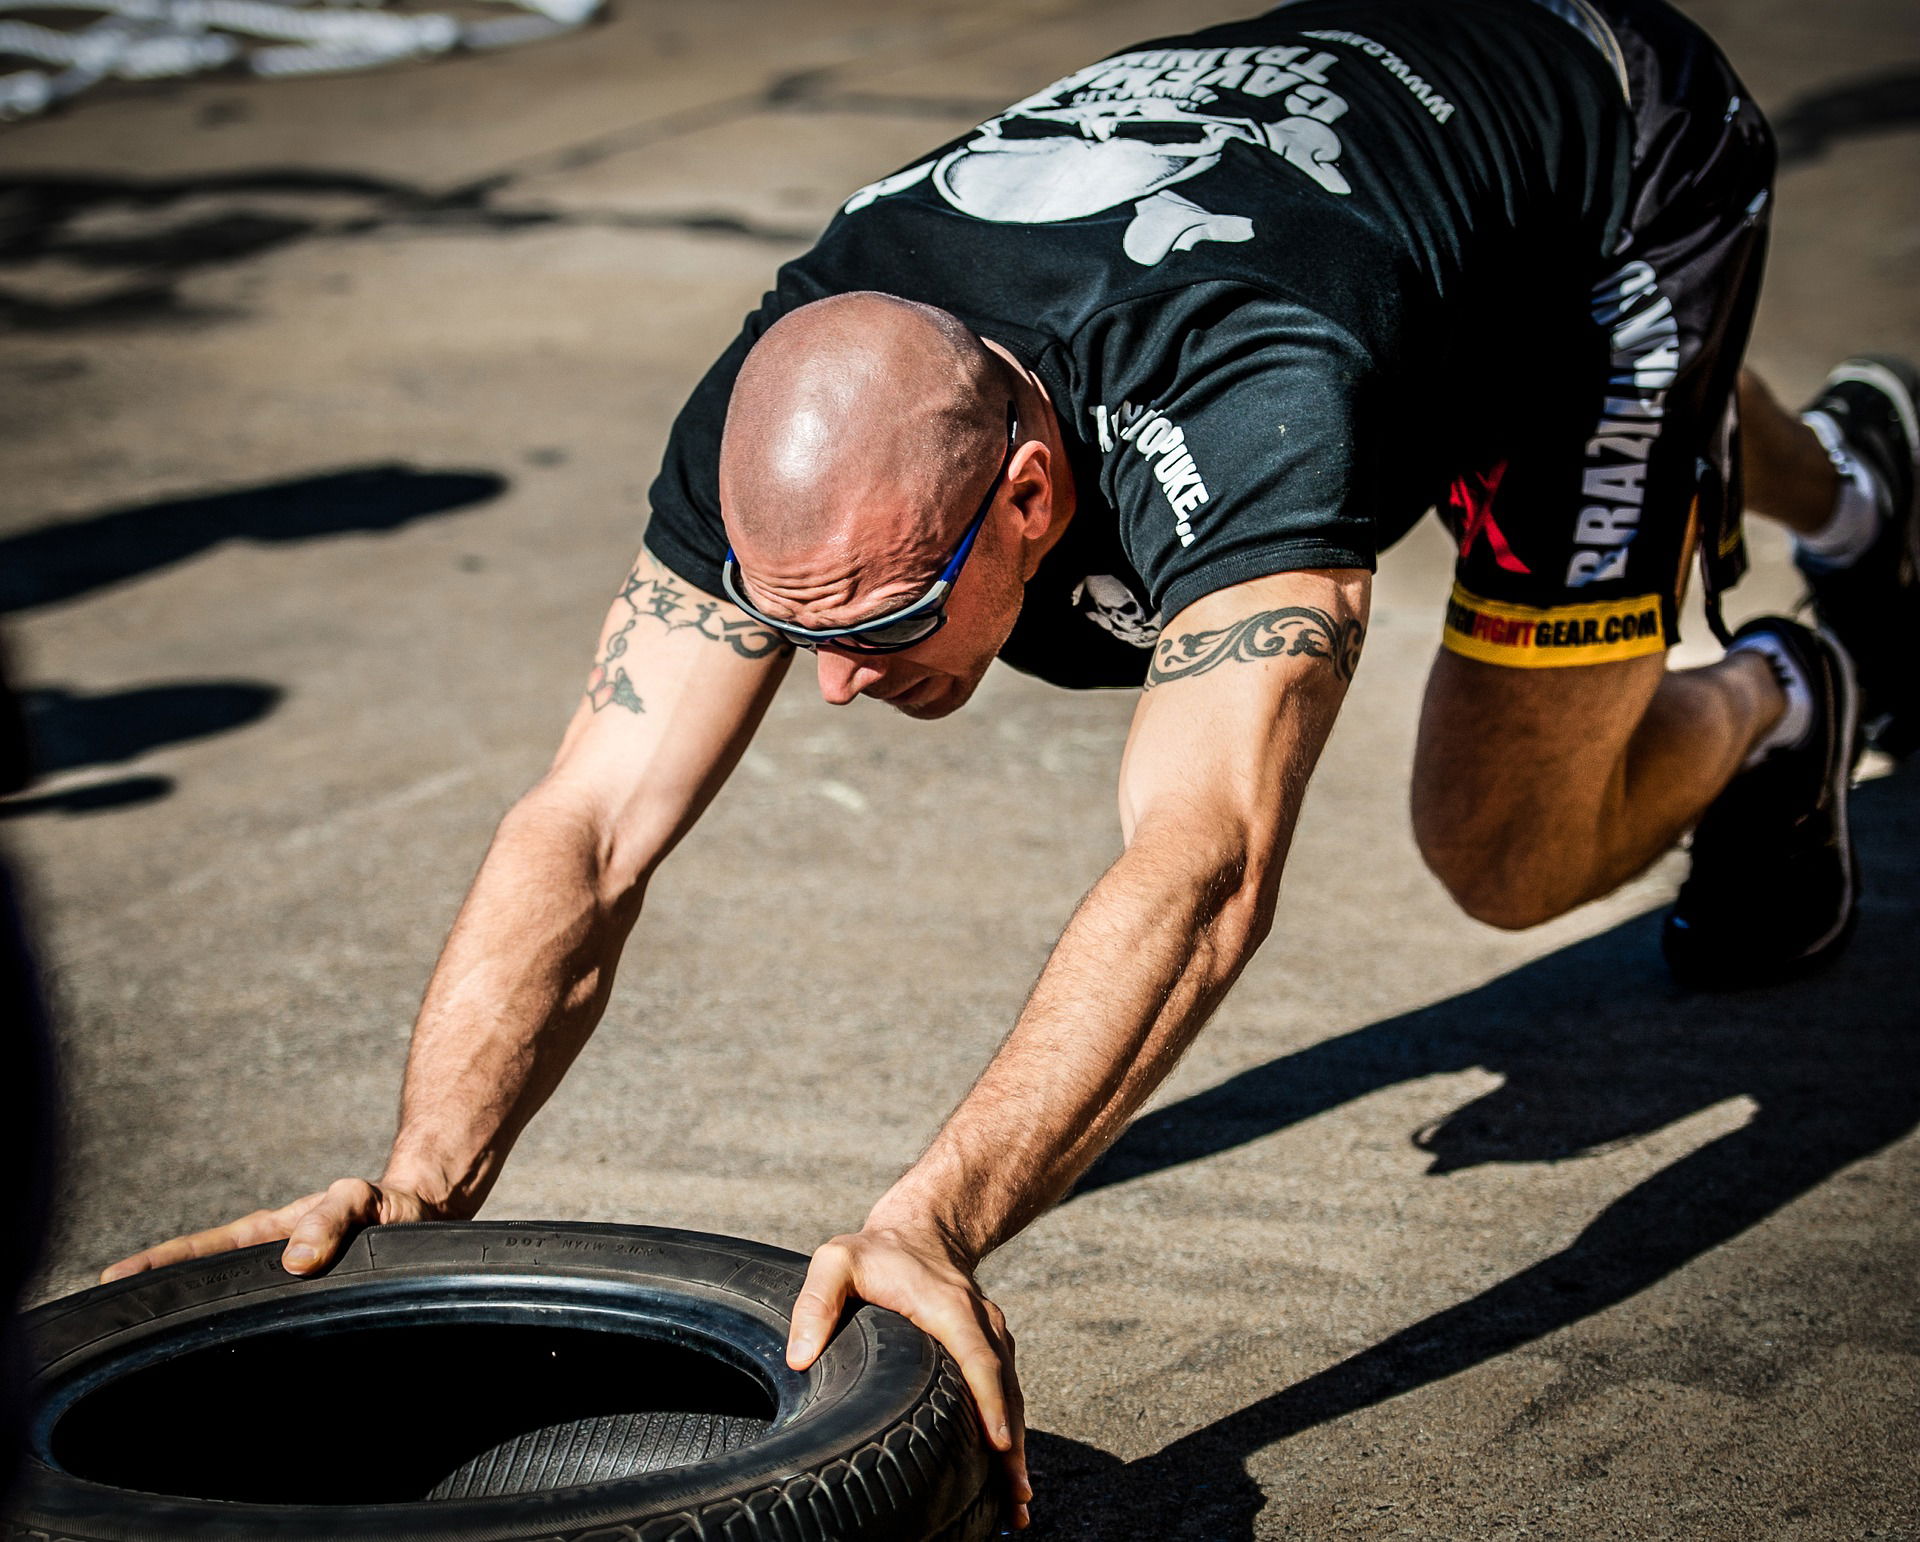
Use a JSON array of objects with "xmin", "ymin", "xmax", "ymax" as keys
[{"xmin": 722, "ymin": 488, "xmax": 953, "ymax": 593}]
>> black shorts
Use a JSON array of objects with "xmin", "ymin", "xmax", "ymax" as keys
[{"xmin": 1440, "ymin": 0, "xmax": 1774, "ymax": 670}]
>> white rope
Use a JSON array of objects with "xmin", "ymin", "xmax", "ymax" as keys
[{"xmin": 0, "ymin": 0, "xmax": 601, "ymax": 118}]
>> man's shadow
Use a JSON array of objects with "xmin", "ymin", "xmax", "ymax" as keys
[{"xmin": 1026, "ymin": 770, "xmax": 1920, "ymax": 1539}]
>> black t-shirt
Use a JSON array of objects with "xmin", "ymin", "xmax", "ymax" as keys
[{"xmin": 645, "ymin": 0, "xmax": 1631, "ymax": 688}]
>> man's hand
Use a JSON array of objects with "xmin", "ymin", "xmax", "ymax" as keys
[
  {"xmin": 99, "ymin": 1179, "xmax": 437, "ymax": 1283},
  {"xmin": 786, "ymin": 1226, "xmax": 1031, "ymax": 1529}
]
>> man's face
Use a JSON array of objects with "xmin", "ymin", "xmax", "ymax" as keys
[
  {"xmin": 811, "ymin": 523, "xmax": 1026, "ymax": 719},
  {"xmin": 728, "ymin": 475, "xmax": 1033, "ymax": 721}
]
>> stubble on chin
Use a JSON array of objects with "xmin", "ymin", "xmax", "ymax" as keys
[{"xmin": 891, "ymin": 676, "xmax": 975, "ymax": 720}]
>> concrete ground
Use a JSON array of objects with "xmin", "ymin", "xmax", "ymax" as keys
[{"xmin": 3, "ymin": 0, "xmax": 1917, "ymax": 1535}]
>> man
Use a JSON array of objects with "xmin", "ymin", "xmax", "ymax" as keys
[{"xmin": 105, "ymin": 0, "xmax": 1916, "ymax": 1525}]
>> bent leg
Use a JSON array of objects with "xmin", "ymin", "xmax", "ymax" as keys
[{"xmin": 1411, "ymin": 648, "xmax": 1783, "ymax": 930}]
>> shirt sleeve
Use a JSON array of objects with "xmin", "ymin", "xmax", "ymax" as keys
[
  {"xmin": 1081, "ymin": 284, "xmax": 1381, "ymax": 625},
  {"xmin": 641, "ymin": 312, "xmax": 769, "ymax": 598}
]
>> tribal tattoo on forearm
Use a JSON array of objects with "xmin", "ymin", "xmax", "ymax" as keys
[
  {"xmin": 584, "ymin": 561, "xmax": 791, "ymax": 714},
  {"xmin": 1146, "ymin": 606, "xmax": 1365, "ymax": 688}
]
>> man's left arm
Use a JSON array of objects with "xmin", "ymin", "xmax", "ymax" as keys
[{"xmin": 787, "ymin": 567, "xmax": 1370, "ymax": 1526}]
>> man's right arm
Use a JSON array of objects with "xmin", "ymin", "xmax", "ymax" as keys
[{"xmin": 102, "ymin": 550, "xmax": 791, "ymax": 1281}]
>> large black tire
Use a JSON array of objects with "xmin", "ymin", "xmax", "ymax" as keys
[{"xmin": 6, "ymin": 1221, "xmax": 1001, "ymax": 1541}]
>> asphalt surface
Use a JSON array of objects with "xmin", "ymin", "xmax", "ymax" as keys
[{"xmin": 3, "ymin": 0, "xmax": 1917, "ymax": 1536}]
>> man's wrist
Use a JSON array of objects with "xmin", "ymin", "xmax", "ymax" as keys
[
  {"xmin": 376, "ymin": 1152, "xmax": 469, "ymax": 1217},
  {"xmin": 863, "ymin": 1175, "xmax": 992, "ymax": 1270}
]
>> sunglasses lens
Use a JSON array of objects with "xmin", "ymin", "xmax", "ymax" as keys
[
  {"xmin": 761, "ymin": 611, "xmax": 938, "ymax": 654},
  {"xmin": 843, "ymin": 612, "xmax": 944, "ymax": 651}
]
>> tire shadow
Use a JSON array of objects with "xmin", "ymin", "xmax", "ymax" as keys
[
  {"xmin": 0, "ymin": 464, "xmax": 507, "ymax": 615},
  {"xmin": 1027, "ymin": 768, "xmax": 1920, "ymax": 1540}
]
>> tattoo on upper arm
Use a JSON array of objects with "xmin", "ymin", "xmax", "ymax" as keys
[
  {"xmin": 585, "ymin": 621, "xmax": 646, "ymax": 714},
  {"xmin": 585, "ymin": 560, "xmax": 792, "ymax": 714},
  {"xmin": 1146, "ymin": 606, "xmax": 1364, "ymax": 688}
]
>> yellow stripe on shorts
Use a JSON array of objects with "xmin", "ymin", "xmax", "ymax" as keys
[{"xmin": 1442, "ymin": 584, "xmax": 1668, "ymax": 668}]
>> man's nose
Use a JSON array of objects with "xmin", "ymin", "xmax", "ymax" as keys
[{"xmin": 815, "ymin": 649, "xmax": 888, "ymax": 706}]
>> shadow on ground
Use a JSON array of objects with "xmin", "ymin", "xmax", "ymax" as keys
[
  {"xmin": 0, "ymin": 464, "xmax": 507, "ymax": 615},
  {"xmin": 0, "ymin": 776, "xmax": 175, "ymax": 820},
  {"xmin": 1029, "ymin": 768, "xmax": 1919, "ymax": 1540},
  {"xmin": 0, "ymin": 678, "xmax": 271, "ymax": 816},
  {"xmin": 0, "ymin": 464, "xmax": 500, "ymax": 815},
  {"xmin": 1773, "ymin": 68, "xmax": 1920, "ymax": 167},
  {"xmin": 17, "ymin": 681, "xmax": 280, "ymax": 777},
  {"xmin": 0, "ymin": 168, "xmax": 815, "ymax": 328}
]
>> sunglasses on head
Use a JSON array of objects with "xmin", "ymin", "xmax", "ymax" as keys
[{"xmin": 720, "ymin": 404, "xmax": 1019, "ymax": 655}]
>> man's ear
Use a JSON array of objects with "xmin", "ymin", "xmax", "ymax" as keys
[
  {"xmin": 1007, "ymin": 440, "xmax": 1055, "ymax": 541},
  {"xmin": 1008, "ymin": 444, "xmax": 1061, "ymax": 585}
]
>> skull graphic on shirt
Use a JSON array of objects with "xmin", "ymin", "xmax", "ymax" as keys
[
  {"xmin": 843, "ymin": 48, "xmax": 1353, "ymax": 266},
  {"xmin": 1072, "ymin": 573, "xmax": 1163, "ymax": 648}
]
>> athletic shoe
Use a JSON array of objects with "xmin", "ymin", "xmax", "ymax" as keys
[
  {"xmin": 1662, "ymin": 618, "xmax": 1859, "ymax": 989},
  {"xmin": 1793, "ymin": 354, "xmax": 1920, "ymax": 757}
]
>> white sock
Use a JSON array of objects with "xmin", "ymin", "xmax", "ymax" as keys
[
  {"xmin": 1729, "ymin": 630, "xmax": 1814, "ymax": 767},
  {"xmin": 1793, "ymin": 410, "xmax": 1887, "ymax": 569}
]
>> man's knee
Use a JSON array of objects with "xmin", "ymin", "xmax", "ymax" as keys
[
  {"xmin": 1413, "ymin": 815, "xmax": 1579, "ymax": 932},
  {"xmin": 1413, "ymin": 648, "xmax": 1667, "ymax": 931}
]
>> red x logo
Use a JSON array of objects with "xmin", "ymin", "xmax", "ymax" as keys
[{"xmin": 1451, "ymin": 460, "xmax": 1531, "ymax": 574}]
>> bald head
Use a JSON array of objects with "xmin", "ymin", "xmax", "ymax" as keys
[{"xmin": 719, "ymin": 293, "xmax": 1013, "ymax": 572}]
